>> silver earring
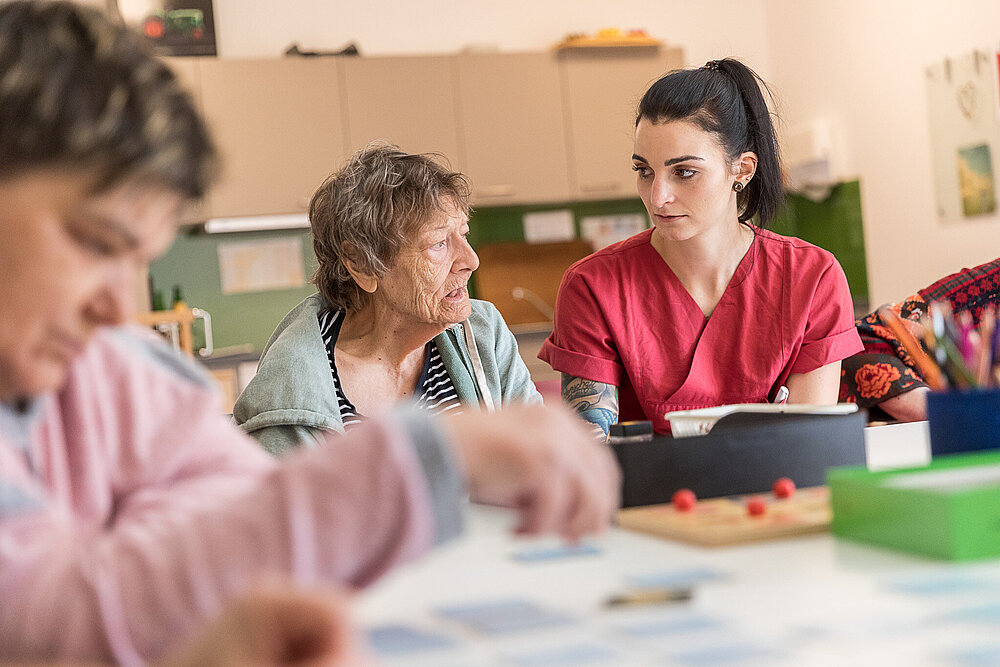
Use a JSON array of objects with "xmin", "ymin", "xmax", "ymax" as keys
[{"xmin": 733, "ymin": 182, "xmax": 745, "ymax": 192}]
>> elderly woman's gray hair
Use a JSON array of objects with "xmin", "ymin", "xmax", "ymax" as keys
[{"xmin": 310, "ymin": 143, "xmax": 472, "ymax": 311}]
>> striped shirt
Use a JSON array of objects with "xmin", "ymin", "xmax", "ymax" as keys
[{"xmin": 318, "ymin": 309, "xmax": 463, "ymax": 429}]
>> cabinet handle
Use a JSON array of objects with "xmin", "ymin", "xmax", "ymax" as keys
[
  {"xmin": 193, "ymin": 307, "xmax": 214, "ymax": 358},
  {"xmin": 478, "ymin": 184, "xmax": 515, "ymax": 197},
  {"xmin": 581, "ymin": 182, "xmax": 623, "ymax": 193}
]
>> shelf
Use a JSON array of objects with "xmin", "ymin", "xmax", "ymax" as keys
[{"xmin": 555, "ymin": 36, "xmax": 662, "ymax": 50}]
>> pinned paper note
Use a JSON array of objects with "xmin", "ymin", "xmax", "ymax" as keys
[
  {"xmin": 580, "ymin": 214, "xmax": 647, "ymax": 250},
  {"xmin": 523, "ymin": 209, "xmax": 575, "ymax": 243},
  {"xmin": 218, "ymin": 237, "xmax": 305, "ymax": 294}
]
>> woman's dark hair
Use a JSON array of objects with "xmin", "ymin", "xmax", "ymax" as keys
[
  {"xmin": 636, "ymin": 58, "xmax": 783, "ymax": 227},
  {"xmin": 0, "ymin": 1, "xmax": 216, "ymax": 198}
]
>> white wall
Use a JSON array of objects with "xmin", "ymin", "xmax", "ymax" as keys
[
  {"xmin": 764, "ymin": 0, "xmax": 1000, "ymax": 305},
  {"xmin": 213, "ymin": 0, "xmax": 771, "ymax": 70}
]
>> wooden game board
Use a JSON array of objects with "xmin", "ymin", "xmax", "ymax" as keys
[{"xmin": 617, "ymin": 486, "xmax": 831, "ymax": 547}]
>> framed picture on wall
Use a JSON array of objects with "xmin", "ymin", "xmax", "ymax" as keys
[
  {"xmin": 112, "ymin": 0, "xmax": 217, "ymax": 56},
  {"xmin": 925, "ymin": 50, "xmax": 1000, "ymax": 221}
]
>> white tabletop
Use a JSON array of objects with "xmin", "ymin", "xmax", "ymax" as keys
[{"xmin": 358, "ymin": 422, "xmax": 1000, "ymax": 666}]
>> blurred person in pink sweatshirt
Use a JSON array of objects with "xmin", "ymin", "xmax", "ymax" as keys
[{"xmin": 0, "ymin": 2, "xmax": 620, "ymax": 665}]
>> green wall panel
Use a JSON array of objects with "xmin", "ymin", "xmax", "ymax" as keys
[
  {"xmin": 769, "ymin": 181, "xmax": 869, "ymax": 301},
  {"xmin": 148, "ymin": 229, "xmax": 318, "ymax": 353}
]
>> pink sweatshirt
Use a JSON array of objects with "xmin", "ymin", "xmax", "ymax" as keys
[{"xmin": 0, "ymin": 328, "xmax": 464, "ymax": 664}]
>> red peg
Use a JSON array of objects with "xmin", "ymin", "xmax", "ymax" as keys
[
  {"xmin": 671, "ymin": 488, "xmax": 697, "ymax": 512},
  {"xmin": 747, "ymin": 497, "xmax": 767, "ymax": 517},
  {"xmin": 772, "ymin": 477, "xmax": 796, "ymax": 499}
]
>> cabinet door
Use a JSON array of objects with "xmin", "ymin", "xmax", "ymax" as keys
[
  {"xmin": 455, "ymin": 53, "xmax": 570, "ymax": 206},
  {"xmin": 198, "ymin": 58, "xmax": 346, "ymax": 218},
  {"xmin": 160, "ymin": 57, "xmax": 209, "ymax": 225},
  {"xmin": 342, "ymin": 56, "xmax": 462, "ymax": 166},
  {"xmin": 560, "ymin": 47, "xmax": 684, "ymax": 201}
]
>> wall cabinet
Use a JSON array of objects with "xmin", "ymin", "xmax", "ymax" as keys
[
  {"xmin": 455, "ymin": 53, "xmax": 571, "ymax": 207},
  {"xmin": 197, "ymin": 58, "xmax": 347, "ymax": 218},
  {"xmin": 162, "ymin": 57, "xmax": 209, "ymax": 225},
  {"xmin": 164, "ymin": 47, "xmax": 684, "ymax": 220},
  {"xmin": 342, "ymin": 56, "xmax": 462, "ymax": 164},
  {"xmin": 559, "ymin": 47, "xmax": 684, "ymax": 200}
]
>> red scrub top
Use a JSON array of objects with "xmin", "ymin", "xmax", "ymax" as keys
[{"xmin": 539, "ymin": 227, "xmax": 863, "ymax": 433}]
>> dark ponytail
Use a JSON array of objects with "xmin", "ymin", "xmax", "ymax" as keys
[{"xmin": 636, "ymin": 58, "xmax": 784, "ymax": 227}]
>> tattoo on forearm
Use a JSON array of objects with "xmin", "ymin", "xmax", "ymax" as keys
[{"xmin": 561, "ymin": 374, "xmax": 619, "ymax": 438}]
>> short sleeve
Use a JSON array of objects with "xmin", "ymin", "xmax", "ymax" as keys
[
  {"xmin": 789, "ymin": 256, "xmax": 864, "ymax": 374},
  {"xmin": 538, "ymin": 265, "xmax": 627, "ymax": 386}
]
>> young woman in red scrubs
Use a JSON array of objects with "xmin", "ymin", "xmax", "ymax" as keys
[{"xmin": 539, "ymin": 59, "xmax": 864, "ymax": 436}]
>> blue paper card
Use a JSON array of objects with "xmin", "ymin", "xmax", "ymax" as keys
[
  {"xmin": 628, "ymin": 567, "xmax": 725, "ymax": 590},
  {"xmin": 511, "ymin": 542, "xmax": 602, "ymax": 562},
  {"xmin": 940, "ymin": 602, "xmax": 1000, "ymax": 624},
  {"xmin": 366, "ymin": 624, "xmax": 457, "ymax": 656},
  {"xmin": 947, "ymin": 643, "xmax": 1000, "ymax": 667},
  {"xmin": 884, "ymin": 573, "xmax": 998, "ymax": 597},
  {"xmin": 435, "ymin": 598, "xmax": 574, "ymax": 635},
  {"xmin": 503, "ymin": 641, "xmax": 621, "ymax": 666},
  {"xmin": 671, "ymin": 641, "xmax": 780, "ymax": 665},
  {"xmin": 610, "ymin": 613, "xmax": 723, "ymax": 638}
]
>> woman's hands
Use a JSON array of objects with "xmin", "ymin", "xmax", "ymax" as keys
[
  {"xmin": 441, "ymin": 403, "xmax": 621, "ymax": 542},
  {"xmin": 161, "ymin": 584, "xmax": 372, "ymax": 667}
]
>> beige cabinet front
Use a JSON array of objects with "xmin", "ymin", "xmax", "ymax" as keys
[
  {"xmin": 342, "ymin": 56, "xmax": 462, "ymax": 166},
  {"xmin": 161, "ymin": 57, "xmax": 209, "ymax": 225},
  {"xmin": 455, "ymin": 53, "xmax": 571, "ymax": 207},
  {"xmin": 560, "ymin": 47, "xmax": 684, "ymax": 201},
  {"xmin": 198, "ymin": 58, "xmax": 346, "ymax": 219}
]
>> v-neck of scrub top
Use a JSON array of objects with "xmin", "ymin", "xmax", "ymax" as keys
[
  {"xmin": 631, "ymin": 231, "xmax": 779, "ymax": 420},
  {"xmin": 649, "ymin": 231, "xmax": 757, "ymax": 338},
  {"xmin": 647, "ymin": 234, "xmax": 757, "ymax": 357}
]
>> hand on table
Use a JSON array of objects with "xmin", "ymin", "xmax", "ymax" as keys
[
  {"xmin": 442, "ymin": 403, "xmax": 621, "ymax": 542},
  {"xmin": 161, "ymin": 584, "xmax": 373, "ymax": 667}
]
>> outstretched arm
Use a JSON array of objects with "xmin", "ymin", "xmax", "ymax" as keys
[{"xmin": 561, "ymin": 373, "xmax": 619, "ymax": 440}]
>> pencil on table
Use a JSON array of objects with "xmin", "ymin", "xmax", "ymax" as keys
[{"xmin": 605, "ymin": 587, "xmax": 693, "ymax": 607}]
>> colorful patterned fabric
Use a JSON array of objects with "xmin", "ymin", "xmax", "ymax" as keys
[{"xmin": 840, "ymin": 258, "xmax": 1000, "ymax": 409}]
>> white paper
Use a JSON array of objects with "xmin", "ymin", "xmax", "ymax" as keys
[
  {"xmin": 218, "ymin": 237, "xmax": 305, "ymax": 294},
  {"xmin": 522, "ymin": 209, "xmax": 575, "ymax": 243},
  {"xmin": 665, "ymin": 403, "xmax": 859, "ymax": 438},
  {"xmin": 580, "ymin": 214, "xmax": 648, "ymax": 250}
]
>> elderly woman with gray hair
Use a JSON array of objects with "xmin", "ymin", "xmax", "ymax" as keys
[{"xmin": 235, "ymin": 144, "xmax": 541, "ymax": 454}]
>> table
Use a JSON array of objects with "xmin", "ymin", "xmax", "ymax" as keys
[{"xmin": 358, "ymin": 422, "xmax": 1000, "ymax": 666}]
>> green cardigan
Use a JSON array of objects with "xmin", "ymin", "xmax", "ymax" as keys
[{"xmin": 234, "ymin": 294, "xmax": 542, "ymax": 455}]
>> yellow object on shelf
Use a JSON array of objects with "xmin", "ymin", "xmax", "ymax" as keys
[{"xmin": 555, "ymin": 29, "xmax": 662, "ymax": 50}]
